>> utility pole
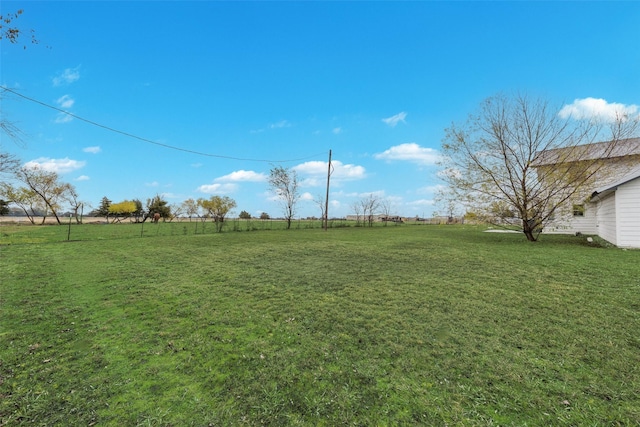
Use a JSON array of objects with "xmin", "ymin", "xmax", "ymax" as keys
[{"xmin": 324, "ymin": 149, "xmax": 332, "ymax": 231}]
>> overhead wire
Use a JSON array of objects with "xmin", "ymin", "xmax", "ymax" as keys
[{"xmin": 0, "ymin": 85, "xmax": 326, "ymax": 163}]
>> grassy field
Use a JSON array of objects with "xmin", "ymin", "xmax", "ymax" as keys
[
  {"xmin": 1, "ymin": 224, "xmax": 639, "ymax": 425},
  {"xmin": 0, "ymin": 217, "xmax": 361, "ymax": 245}
]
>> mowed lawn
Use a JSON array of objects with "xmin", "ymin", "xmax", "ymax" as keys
[{"xmin": 1, "ymin": 224, "xmax": 639, "ymax": 425}]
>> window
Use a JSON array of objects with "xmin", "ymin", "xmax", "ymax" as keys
[{"xmin": 573, "ymin": 204, "xmax": 585, "ymax": 217}]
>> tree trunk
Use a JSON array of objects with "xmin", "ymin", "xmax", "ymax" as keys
[
  {"xmin": 13, "ymin": 205, "xmax": 36, "ymax": 224},
  {"xmin": 522, "ymin": 219, "xmax": 538, "ymax": 242},
  {"xmin": 42, "ymin": 200, "xmax": 62, "ymax": 224}
]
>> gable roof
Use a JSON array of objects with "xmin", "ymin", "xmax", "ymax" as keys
[
  {"xmin": 532, "ymin": 137, "xmax": 640, "ymax": 167},
  {"xmin": 590, "ymin": 164, "xmax": 640, "ymax": 202}
]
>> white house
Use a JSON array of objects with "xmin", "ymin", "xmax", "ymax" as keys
[
  {"xmin": 589, "ymin": 166, "xmax": 640, "ymax": 248},
  {"xmin": 533, "ymin": 137, "xmax": 640, "ymax": 248}
]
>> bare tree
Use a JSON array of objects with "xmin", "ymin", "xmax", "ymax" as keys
[
  {"xmin": 65, "ymin": 186, "xmax": 86, "ymax": 224},
  {"xmin": 435, "ymin": 189, "xmax": 462, "ymax": 224},
  {"xmin": 350, "ymin": 200, "xmax": 363, "ymax": 226},
  {"xmin": 0, "ymin": 151, "xmax": 21, "ymax": 176},
  {"xmin": 0, "ymin": 183, "xmax": 42, "ymax": 224},
  {"xmin": 314, "ymin": 194, "xmax": 326, "ymax": 223},
  {"xmin": 0, "ymin": 9, "xmax": 40, "ymax": 47},
  {"xmin": 1, "ymin": 89, "xmax": 24, "ymax": 176},
  {"xmin": 14, "ymin": 166, "xmax": 74, "ymax": 224},
  {"xmin": 1, "ymin": 9, "xmax": 42, "ymax": 172},
  {"xmin": 167, "ymin": 203, "xmax": 182, "ymax": 222},
  {"xmin": 360, "ymin": 194, "xmax": 380, "ymax": 227},
  {"xmin": 268, "ymin": 166, "xmax": 300, "ymax": 230},
  {"xmin": 180, "ymin": 198, "xmax": 200, "ymax": 222},
  {"xmin": 379, "ymin": 198, "xmax": 392, "ymax": 226},
  {"xmin": 439, "ymin": 93, "xmax": 639, "ymax": 241}
]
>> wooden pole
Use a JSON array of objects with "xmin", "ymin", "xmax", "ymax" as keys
[{"xmin": 324, "ymin": 149, "xmax": 332, "ymax": 231}]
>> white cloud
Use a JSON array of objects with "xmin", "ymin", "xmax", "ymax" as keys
[
  {"xmin": 407, "ymin": 199, "xmax": 436, "ymax": 207},
  {"xmin": 53, "ymin": 67, "xmax": 80, "ymax": 86},
  {"xmin": 385, "ymin": 195, "xmax": 404, "ymax": 205},
  {"xmin": 197, "ymin": 182, "xmax": 238, "ymax": 194},
  {"xmin": 216, "ymin": 170, "xmax": 267, "ymax": 182},
  {"xmin": 191, "ymin": 163, "xmax": 203, "ymax": 168},
  {"xmin": 269, "ymin": 120, "xmax": 292, "ymax": 129},
  {"xmin": 83, "ymin": 146, "xmax": 101, "ymax": 154},
  {"xmin": 251, "ymin": 120, "xmax": 292, "ymax": 134},
  {"xmin": 145, "ymin": 181, "xmax": 159, "ymax": 187},
  {"xmin": 333, "ymin": 162, "xmax": 367, "ymax": 180},
  {"xmin": 374, "ymin": 143, "xmax": 441, "ymax": 165},
  {"xmin": 299, "ymin": 177, "xmax": 322, "ymax": 187},
  {"xmin": 23, "ymin": 157, "xmax": 86, "ymax": 174},
  {"xmin": 382, "ymin": 112, "xmax": 407, "ymax": 127},
  {"xmin": 56, "ymin": 95, "xmax": 75, "ymax": 109},
  {"xmin": 416, "ymin": 184, "xmax": 445, "ymax": 195},
  {"xmin": 294, "ymin": 161, "xmax": 331, "ymax": 176},
  {"xmin": 359, "ymin": 190, "xmax": 387, "ymax": 199},
  {"xmin": 558, "ymin": 98, "xmax": 640, "ymax": 122},
  {"xmin": 294, "ymin": 160, "xmax": 366, "ymax": 186},
  {"xmin": 301, "ymin": 192, "xmax": 314, "ymax": 201},
  {"xmin": 75, "ymin": 175, "xmax": 90, "ymax": 181},
  {"xmin": 54, "ymin": 114, "xmax": 74, "ymax": 124},
  {"xmin": 54, "ymin": 95, "xmax": 75, "ymax": 123},
  {"xmin": 335, "ymin": 189, "xmax": 386, "ymax": 199},
  {"xmin": 160, "ymin": 192, "xmax": 180, "ymax": 200},
  {"xmin": 332, "ymin": 127, "xmax": 342, "ymax": 134}
]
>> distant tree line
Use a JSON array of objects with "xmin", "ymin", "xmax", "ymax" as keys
[
  {"xmin": 0, "ymin": 164, "xmax": 300, "ymax": 228},
  {"xmin": 1, "ymin": 163, "xmax": 401, "ymax": 230}
]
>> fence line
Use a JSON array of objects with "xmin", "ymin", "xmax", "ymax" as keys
[{"xmin": 0, "ymin": 216, "xmax": 440, "ymax": 245}]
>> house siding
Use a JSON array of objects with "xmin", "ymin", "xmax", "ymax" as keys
[
  {"xmin": 534, "ymin": 139, "xmax": 640, "ymax": 247},
  {"xmin": 543, "ymin": 203, "xmax": 597, "ymax": 235},
  {"xmin": 595, "ymin": 193, "xmax": 617, "ymax": 246},
  {"xmin": 577, "ymin": 206, "xmax": 598, "ymax": 235},
  {"xmin": 540, "ymin": 155, "xmax": 640, "ymax": 236},
  {"xmin": 615, "ymin": 177, "xmax": 640, "ymax": 248}
]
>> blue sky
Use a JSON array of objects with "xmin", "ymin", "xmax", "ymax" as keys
[{"xmin": 2, "ymin": 1, "xmax": 639, "ymax": 218}]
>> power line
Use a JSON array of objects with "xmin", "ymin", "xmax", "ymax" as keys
[{"xmin": 1, "ymin": 85, "xmax": 326, "ymax": 163}]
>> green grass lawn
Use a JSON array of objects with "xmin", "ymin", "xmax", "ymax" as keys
[
  {"xmin": 1, "ymin": 224, "xmax": 639, "ymax": 425},
  {"xmin": 0, "ymin": 217, "xmax": 359, "ymax": 245}
]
